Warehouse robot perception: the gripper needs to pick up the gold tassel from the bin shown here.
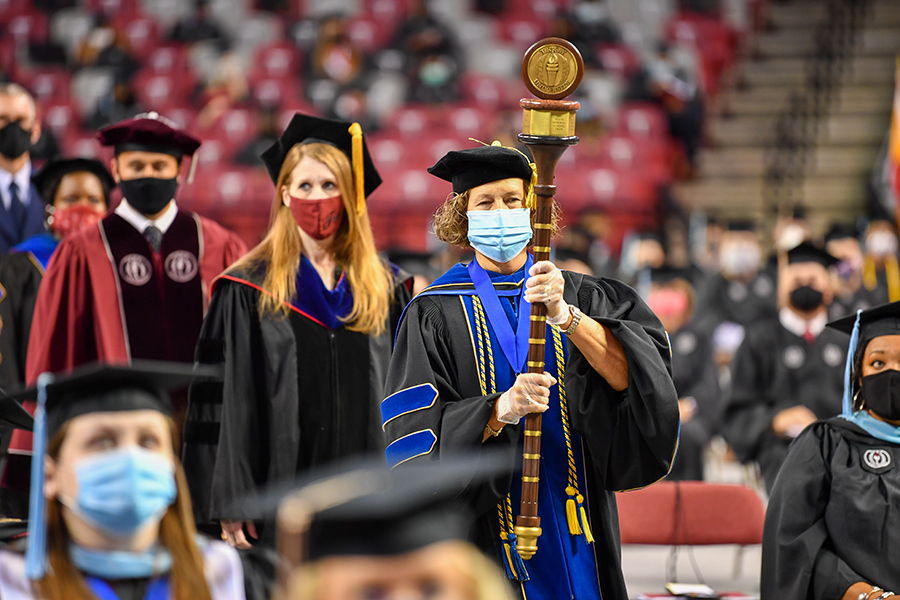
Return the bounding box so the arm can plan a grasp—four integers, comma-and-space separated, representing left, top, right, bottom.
577, 494, 594, 544
565, 486, 582, 535
887, 254, 900, 301
348, 122, 365, 215
469, 138, 537, 209
863, 255, 877, 291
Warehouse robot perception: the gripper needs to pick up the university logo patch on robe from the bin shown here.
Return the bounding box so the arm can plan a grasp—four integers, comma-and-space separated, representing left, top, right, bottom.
165, 250, 199, 282
119, 254, 153, 286
862, 448, 893, 473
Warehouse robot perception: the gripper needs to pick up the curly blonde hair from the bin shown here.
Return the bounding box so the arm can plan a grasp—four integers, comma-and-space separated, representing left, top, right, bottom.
432, 181, 561, 249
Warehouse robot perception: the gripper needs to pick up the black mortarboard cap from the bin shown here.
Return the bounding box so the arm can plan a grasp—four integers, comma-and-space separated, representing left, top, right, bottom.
261, 454, 506, 564
649, 265, 691, 285
259, 113, 382, 199
97, 112, 201, 159
785, 241, 839, 267
0, 393, 35, 431
824, 222, 859, 243
31, 157, 115, 204
16, 361, 204, 438
428, 144, 533, 195
726, 219, 757, 232
828, 300, 900, 355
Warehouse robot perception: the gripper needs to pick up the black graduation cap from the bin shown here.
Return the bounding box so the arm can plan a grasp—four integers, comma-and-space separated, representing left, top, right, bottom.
31, 157, 115, 205
785, 241, 839, 267
726, 219, 757, 232
258, 454, 506, 566
649, 265, 691, 285
97, 112, 201, 160
0, 392, 35, 431
259, 113, 382, 199
824, 222, 859, 243
428, 143, 534, 195
23, 360, 213, 580
827, 300, 900, 416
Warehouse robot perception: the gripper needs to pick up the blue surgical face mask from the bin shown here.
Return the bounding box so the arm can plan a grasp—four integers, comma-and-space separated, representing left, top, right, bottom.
467, 207, 533, 264
62, 447, 177, 536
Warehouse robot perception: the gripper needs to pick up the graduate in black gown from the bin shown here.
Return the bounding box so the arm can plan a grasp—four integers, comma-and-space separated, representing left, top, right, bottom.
762, 301, 900, 600
382, 144, 679, 600
692, 220, 777, 337
647, 267, 720, 480
826, 222, 888, 321
721, 242, 849, 489
182, 114, 413, 548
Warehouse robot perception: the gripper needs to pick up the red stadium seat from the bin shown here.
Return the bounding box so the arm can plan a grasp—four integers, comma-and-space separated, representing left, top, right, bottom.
252, 43, 301, 80
596, 43, 640, 80
7, 11, 50, 44
445, 105, 491, 139
616, 481, 764, 546
132, 72, 190, 111
346, 16, 394, 52
145, 45, 191, 75
385, 105, 435, 138
574, 166, 658, 213
363, 0, 415, 21
497, 16, 547, 48
16, 68, 71, 103
250, 76, 304, 110
114, 16, 160, 58
60, 131, 106, 159
460, 74, 507, 110
616, 102, 670, 141
0, 0, 33, 18
368, 136, 407, 172
161, 107, 198, 131
39, 99, 81, 137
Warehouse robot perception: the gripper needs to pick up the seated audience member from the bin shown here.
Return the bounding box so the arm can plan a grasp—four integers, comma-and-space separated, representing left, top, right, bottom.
762, 301, 900, 600
0, 362, 248, 600
826, 222, 888, 319
392, 0, 462, 104
721, 242, 848, 489
273, 459, 516, 600
648, 267, 720, 480
693, 219, 776, 336
862, 216, 900, 302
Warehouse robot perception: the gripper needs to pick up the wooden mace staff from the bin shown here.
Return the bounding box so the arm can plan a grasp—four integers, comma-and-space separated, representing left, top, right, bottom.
514, 37, 584, 561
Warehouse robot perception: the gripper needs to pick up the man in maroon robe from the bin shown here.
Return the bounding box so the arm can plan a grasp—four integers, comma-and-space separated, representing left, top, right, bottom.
3, 113, 247, 508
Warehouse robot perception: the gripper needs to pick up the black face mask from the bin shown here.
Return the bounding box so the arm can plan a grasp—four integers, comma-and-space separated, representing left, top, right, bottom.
118, 177, 178, 216
789, 285, 824, 312
860, 369, 900, 421
0, 122, 32, 160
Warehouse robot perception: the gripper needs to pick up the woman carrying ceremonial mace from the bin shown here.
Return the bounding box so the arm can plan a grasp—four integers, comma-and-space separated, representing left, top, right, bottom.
382, 38, 680, 600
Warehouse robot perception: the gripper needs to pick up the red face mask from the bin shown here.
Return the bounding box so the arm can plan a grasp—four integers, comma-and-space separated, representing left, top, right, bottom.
49, 204, 105, 237
289, 194, 344, 240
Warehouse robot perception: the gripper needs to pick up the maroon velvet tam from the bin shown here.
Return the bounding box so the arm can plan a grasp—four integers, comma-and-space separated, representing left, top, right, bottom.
97, 111, 201, 159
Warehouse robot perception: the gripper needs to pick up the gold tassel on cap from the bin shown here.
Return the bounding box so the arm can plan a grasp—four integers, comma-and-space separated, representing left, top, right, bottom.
348, 123, 365, 214
469, 138, 537, 210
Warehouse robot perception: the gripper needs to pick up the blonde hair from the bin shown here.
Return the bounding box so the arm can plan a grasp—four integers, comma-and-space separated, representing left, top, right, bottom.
432, 184, 561, 249
227, 143, 394, 336
277, 541, 517, 600
35, 420, 213, 600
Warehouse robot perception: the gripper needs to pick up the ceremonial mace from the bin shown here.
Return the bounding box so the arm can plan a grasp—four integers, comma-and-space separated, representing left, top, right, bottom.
514, 38, 583, 561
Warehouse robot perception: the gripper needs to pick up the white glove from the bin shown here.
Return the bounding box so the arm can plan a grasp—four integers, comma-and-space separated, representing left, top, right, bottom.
525, 260, 568, 325
496, 372, 556, 424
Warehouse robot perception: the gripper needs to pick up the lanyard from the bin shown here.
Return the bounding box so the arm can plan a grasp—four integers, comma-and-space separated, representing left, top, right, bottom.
86, 576, 170, 600
467, 255, 533, 373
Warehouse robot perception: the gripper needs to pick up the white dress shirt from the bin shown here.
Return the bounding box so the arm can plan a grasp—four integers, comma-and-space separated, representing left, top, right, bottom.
0, 162, 33, 211
779, 306, 828, 338
115, 198, 178, 235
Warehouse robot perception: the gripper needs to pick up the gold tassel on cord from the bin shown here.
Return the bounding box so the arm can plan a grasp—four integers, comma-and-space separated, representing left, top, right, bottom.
565, 486, 582, 536
887, 254, 900, 301
348, 123, 365, 214
578, 495, 594, 544
863, 255, 877, 291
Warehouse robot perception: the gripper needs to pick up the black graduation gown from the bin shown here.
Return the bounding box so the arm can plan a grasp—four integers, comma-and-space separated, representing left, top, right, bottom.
761, 417, 900, 599
0, 252, 43, 391
720, 318, 848, 488
182, 264, 413, 541
692, 271, 777, 336
668, 322, 720, 480
383, 268, 680, 600
828, 283, 890, 321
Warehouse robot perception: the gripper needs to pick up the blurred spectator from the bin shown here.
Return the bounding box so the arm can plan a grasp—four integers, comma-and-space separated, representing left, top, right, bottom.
825, 222, 888, 320
305, 15, 369, 91
862, 217, 900, 302
85, 76, 146, 130
76, 20, 140, 82
392, 0, 461, 104
619, 231, 666, 296
649, 267, 720, 481
576, 208, 618, 278
0, 84, 45, 254
235, 106, 280, 166
720, 242, 848, 491
694, 219, 777, 336
28, 127, 60, 162
772, 204, 812, 253
168, 0, 231, 52
196, 52, 251, 130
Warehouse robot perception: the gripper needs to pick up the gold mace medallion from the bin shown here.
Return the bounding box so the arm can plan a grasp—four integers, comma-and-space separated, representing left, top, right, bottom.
522, 38, 584, 101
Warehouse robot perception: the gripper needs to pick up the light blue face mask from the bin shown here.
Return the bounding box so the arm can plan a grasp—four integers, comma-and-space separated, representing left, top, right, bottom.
69, 543, 173, 580
467, 207, 533, 264
63, 447, 177, 536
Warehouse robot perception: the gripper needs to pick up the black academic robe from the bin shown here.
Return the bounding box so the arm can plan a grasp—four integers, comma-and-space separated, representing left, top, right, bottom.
828, 283, 890, 321
720, 318, 848, 488
761, 417, 900, 599
668, 322, 720, 480
692, 271, 777, 337
182, 264, 413, 542
384, 267, 680, 600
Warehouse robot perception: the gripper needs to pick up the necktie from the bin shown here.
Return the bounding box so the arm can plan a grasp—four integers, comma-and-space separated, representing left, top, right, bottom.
8, 182, 25, 237
802, 326, 815, 346
144, 225, 163, 253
